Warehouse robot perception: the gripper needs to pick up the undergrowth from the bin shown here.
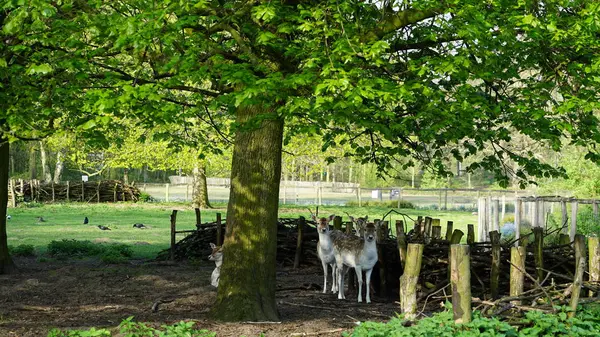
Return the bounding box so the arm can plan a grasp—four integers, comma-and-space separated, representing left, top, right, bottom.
348, 305, 600, 337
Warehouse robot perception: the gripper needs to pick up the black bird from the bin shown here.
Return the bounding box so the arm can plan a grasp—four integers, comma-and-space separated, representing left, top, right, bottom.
37, 216, 46, 222
83, 217, 89, 224
133, 223, 147, 229
97, 225, 111, 231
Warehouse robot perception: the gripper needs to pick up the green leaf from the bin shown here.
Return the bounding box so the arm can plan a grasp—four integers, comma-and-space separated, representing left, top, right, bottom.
26, 64, 53, 75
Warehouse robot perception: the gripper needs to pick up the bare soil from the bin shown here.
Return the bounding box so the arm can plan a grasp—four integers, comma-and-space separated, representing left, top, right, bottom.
0, 258, 400, 337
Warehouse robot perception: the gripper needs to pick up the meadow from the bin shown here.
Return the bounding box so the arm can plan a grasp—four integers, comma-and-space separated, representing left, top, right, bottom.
5, 202, 479, 260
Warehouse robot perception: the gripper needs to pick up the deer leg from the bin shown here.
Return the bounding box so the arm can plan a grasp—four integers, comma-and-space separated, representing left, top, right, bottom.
365, 268, 373, 304
321, 260, 328, 294
331, 263, 337, 293
337, 264, 345, 300
355, 266, 363, 303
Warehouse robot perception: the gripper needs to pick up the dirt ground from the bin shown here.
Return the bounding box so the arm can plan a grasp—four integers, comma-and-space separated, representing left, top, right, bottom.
0, 258, 401, 337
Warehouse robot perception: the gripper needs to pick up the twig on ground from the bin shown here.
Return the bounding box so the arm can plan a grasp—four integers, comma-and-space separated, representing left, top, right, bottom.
289, 328, 344, 336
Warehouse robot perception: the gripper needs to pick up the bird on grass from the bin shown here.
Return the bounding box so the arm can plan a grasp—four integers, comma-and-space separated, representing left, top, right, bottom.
37, 216, 46, 222
133, 223, 147, 229
97, 225, 111, 231
83, 217, 89, 224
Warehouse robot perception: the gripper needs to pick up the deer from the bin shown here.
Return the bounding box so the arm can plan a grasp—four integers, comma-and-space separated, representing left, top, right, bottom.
346, 213, 368, 237
208, 243, 223, 287
333, 220, 381, 303
310, 211, 344, 294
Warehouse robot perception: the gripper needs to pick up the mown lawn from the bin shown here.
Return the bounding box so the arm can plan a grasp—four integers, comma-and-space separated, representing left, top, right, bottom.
6, 202, 479, 259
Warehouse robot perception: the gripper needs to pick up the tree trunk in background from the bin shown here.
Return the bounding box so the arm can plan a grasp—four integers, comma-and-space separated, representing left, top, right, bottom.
40, 141, 52, 182
0, 133, 16, 274
28, 144, 37, 180
53, 150, 64, 184
210, 105, 283, 321
123, 168, 129, 185
192, 164, 212, 208
142, 165, 148, 183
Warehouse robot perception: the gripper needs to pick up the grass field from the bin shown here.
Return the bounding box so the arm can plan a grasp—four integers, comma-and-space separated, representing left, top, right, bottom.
5, 202, 479, 260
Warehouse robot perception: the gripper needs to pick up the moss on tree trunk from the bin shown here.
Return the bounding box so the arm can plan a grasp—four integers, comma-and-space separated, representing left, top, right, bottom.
192, 164, 212, 209
0, 134, 16, 274
210, 104, 283, 321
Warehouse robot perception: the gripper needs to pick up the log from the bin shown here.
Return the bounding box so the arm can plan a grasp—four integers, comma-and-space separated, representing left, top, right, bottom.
533, 227, 544, 282
376, 221, 387, 297
170, 210, 178, 261
396, 220, 407, 267
400, 243, 424, 319
451, 244, 472, 324
333, 216, 342, 231
467, 224, 475, 244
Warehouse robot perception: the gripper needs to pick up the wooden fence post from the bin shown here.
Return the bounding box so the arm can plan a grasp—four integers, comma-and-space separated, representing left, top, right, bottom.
569, 234, 586, 318
588, 236, 600, 297
423, 217, 432, 241
561, 200, 568, 234
514, 199, 522, 247
396, 220, 407, 267
490, 230, 501, 299
445, 221, 454, 241
81, 181, 85, 202
432, 218, 441, 239
533, 227, 544, 283
467, 224, 474, 244
493, 199, 500, 232
96, 181, 101, 203
510, 246, 526, 305
451, 244, 472, 324
8, 179, 16, 207
357, 185, 362, 207
170, 210, 178, 260
195, 208, 202, 227
333, 216, 342, 231
165, 183, 170, 202
376, 222, 387, 297
400, 243, 424, 319
294, 217, 305, 269
570, 201, 578, 241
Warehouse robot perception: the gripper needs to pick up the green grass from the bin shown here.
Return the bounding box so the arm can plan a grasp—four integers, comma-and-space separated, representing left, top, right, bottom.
6, 202, 478, 260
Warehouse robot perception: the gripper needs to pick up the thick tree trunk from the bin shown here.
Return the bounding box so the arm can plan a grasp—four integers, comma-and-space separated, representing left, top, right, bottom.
53, 150, 64, 184
123, 168, 129, 185
210, 105, 283, 321
39, 141, 52, 182
0, 135, 16, 274
192, 164, 212, 208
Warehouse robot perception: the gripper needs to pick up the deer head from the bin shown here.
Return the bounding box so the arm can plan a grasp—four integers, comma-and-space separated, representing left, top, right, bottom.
208, 243, 223, 262
312, 214, 336, 234
362, 220, 382, 243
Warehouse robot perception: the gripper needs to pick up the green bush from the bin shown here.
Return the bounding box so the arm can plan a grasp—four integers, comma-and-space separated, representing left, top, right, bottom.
47, 317, 216, 337
8, 244, 36, 257
347, 306, 600, 337
138, 192, 155, 202
346, 200, 415, 209
47, 240, 132, 263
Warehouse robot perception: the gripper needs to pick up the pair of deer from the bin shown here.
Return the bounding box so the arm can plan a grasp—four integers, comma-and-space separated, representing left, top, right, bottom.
314, 214, 380, 304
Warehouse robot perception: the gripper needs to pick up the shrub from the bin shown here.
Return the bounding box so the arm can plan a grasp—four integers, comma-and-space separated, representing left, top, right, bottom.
138, 192, 155, 202
8, 244, 36, 257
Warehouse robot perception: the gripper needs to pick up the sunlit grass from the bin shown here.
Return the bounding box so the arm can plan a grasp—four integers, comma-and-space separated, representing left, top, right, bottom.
6, 202, 479, 260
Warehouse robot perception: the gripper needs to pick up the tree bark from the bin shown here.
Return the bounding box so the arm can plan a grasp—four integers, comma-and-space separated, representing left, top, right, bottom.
210, 104, 283, 321
192, 164, 212, 208
39, 141, 52, 182
53, 150, 64, 184
28, 143, 37, 180
0, 133, 16, 274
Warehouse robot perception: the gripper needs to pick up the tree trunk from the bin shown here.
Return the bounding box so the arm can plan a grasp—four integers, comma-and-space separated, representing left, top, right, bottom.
210, 105, 283, 321
0, 134, 16, 274
39, 141, 52, 182
123, 168, 129, 185
53, 150, 64, 184
192, 163, 212, 208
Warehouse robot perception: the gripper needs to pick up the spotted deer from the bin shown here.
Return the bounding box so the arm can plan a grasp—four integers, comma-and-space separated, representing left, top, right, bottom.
312, 213, 344, 293
208, 243, 223, 287
346, 213, 368, 237
334, 220, 381, 303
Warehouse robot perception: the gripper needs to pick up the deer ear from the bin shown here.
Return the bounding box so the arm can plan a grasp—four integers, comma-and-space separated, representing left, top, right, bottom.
328, 214, 336, 222
210, 243, 216, 249
349, 215, 355, 222
311, 214, 317, 222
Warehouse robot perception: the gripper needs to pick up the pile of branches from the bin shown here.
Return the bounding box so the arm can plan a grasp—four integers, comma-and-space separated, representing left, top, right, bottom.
157, 217, 321, 265
17, 180, 141, 203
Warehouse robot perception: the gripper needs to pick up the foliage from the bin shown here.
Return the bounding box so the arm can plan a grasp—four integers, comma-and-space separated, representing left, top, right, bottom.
347, 306, 600, 337
7, 244, 35, 257
548, 206, 600, 237
47, 317, 215, 337
47, 239, 131, 263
